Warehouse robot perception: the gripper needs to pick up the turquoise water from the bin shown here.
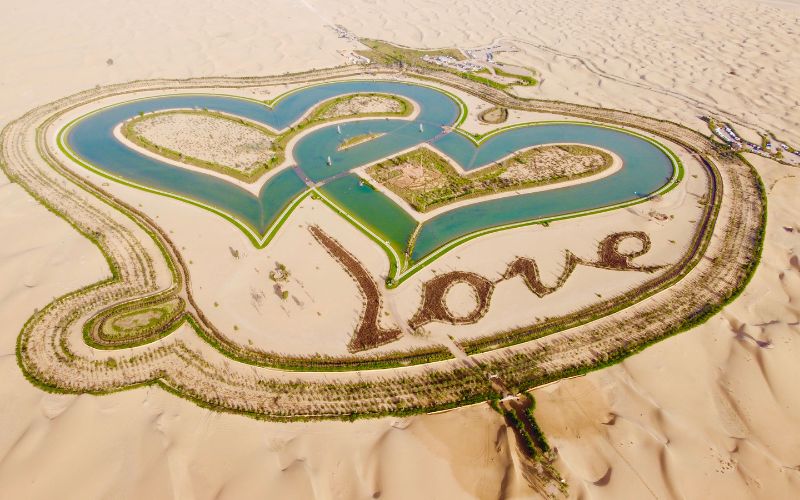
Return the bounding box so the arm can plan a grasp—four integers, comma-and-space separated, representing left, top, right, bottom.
65, 80, 675, 263
319, 175, 418, 255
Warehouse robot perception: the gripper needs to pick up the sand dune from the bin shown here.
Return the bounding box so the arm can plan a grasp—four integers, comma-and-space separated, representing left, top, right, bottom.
1, 0, 798, 498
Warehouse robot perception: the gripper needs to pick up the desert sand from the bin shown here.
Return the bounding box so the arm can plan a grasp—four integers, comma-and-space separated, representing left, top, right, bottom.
1, 0, 798, 499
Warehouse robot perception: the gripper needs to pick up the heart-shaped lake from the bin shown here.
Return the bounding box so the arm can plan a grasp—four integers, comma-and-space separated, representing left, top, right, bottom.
62, 81, 678, 283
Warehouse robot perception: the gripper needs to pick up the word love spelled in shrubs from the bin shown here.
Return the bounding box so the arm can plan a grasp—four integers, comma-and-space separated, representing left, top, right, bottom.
410, 231, 663, 329
312, 226, 663, 350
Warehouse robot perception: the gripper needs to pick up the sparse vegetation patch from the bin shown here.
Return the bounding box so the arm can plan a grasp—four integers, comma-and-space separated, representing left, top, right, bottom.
478, 106, 508, 124
122, 110, 276, 180
367, 145, 613, 212
316, 93, 408, 120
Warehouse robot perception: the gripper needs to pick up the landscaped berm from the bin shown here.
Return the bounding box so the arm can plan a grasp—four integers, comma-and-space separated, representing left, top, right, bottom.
2, 46, 765, 495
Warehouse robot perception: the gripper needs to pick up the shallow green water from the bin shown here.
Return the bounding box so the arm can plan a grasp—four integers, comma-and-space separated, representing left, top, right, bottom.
319, 175, 418, 256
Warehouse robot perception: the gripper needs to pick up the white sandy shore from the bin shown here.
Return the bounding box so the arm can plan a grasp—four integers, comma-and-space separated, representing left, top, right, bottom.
1, 0, 799, 498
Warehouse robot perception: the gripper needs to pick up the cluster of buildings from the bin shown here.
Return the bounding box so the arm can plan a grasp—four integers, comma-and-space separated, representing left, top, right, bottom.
331, 25, 358, 42
711, 120, 799, 163
713, 123, 745, 150
421, 54, 482, 72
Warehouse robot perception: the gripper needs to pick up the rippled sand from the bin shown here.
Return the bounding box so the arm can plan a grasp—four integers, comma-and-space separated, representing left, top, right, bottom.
1, 1, 798, 498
